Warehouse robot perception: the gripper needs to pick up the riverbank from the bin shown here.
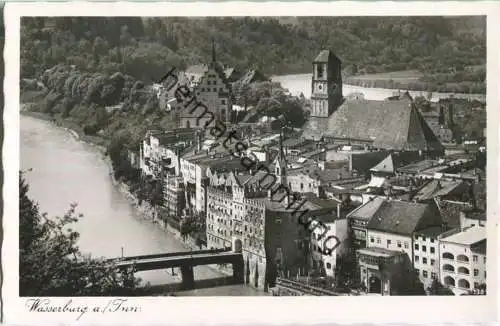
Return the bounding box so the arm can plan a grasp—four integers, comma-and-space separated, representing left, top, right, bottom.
21, 108, 239, 294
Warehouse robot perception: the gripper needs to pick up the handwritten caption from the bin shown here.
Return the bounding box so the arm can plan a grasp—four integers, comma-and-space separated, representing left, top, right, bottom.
25, 298, 141, 320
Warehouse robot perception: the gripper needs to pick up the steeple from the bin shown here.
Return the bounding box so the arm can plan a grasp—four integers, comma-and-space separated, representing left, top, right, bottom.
211, 38, 216, 63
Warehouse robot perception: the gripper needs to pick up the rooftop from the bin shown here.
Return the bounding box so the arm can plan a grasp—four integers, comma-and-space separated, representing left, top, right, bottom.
358, 247, 403, 258
347, 196, 386, 221
303, 99, 444, 152
367, 200, 440, 236
441, 225, 486, 246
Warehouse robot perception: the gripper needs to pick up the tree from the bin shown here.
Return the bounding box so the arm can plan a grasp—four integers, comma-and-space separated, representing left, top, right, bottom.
19, 172, 141, 296
427, 278, 454, 296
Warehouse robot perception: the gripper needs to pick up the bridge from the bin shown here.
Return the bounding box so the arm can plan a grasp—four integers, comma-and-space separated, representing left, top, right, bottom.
109, 248, 244, 290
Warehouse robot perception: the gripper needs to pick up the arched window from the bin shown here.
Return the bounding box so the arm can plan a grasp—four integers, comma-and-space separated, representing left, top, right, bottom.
457, 254, 469, 263
186, 120, 191, 129
443, 264, 455, 272
442, 252, 454, 260
458, 267, 470, 275
444, 276, 455, 287
458, 279, 470, 289
300, 183, 304, 190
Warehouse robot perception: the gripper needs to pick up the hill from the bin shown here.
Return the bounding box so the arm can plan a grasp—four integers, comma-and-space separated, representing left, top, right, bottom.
21, 16, 486, 94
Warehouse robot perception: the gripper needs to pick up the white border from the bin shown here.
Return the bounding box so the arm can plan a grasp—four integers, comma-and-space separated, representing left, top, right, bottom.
3, 2, 500, 324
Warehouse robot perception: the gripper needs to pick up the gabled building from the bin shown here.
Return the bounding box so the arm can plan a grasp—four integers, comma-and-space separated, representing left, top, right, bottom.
178, 40, 233, 129
358, 199, 445, 294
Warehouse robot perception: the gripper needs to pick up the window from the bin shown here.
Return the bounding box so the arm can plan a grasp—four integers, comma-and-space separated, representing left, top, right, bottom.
423, 270, 428, 278
422, 236, 427, 241
370, 237, 374, 243
422, 245, 427, 252
423, 257, 428, 264
415, 255, 419, 262
484, 271, 487, 279
484, 257, 486, 264
221, 99, 226, 104
431, 238, 435, 243
404, 242, 409, 249
387, 239, 391, 246
416, 269, 420, 276
377, 238, 381, 244
474, 269, 479, 276
326, 263, 332, 269
317, 65, 324, 78
473, 255, 478, 262
397, 240, 402, 248
430, 247, 435, 254
415, 244, 419, 250
300, 183, 304, 190
430, 259, 435, 266
431, 272, 437, 279
213, 88, 217, 92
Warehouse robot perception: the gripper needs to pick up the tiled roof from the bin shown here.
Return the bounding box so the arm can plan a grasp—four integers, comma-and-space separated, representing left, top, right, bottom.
435, 199, 472, 229
357, 247, 402, 258
303, 99, 444, 152
367, 200, 433, 236
370, 152, 422, 174
313, 50, 341, 63
347, 196, 386, 221
415, 226, 448, 238
413, 179, 467, 202
441, 225, 486, 246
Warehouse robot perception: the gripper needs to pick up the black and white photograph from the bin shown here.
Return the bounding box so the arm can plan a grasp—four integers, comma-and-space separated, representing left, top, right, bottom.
2, 1, 498, 324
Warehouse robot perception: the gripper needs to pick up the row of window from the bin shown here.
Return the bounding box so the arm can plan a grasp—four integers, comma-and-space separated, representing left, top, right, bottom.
415, 269, 437, 279
370, 237, 409, 249
414, 235, 435, 243
442, 252, 486, 264
415, 244, 436, 254
415, 256, 435, 266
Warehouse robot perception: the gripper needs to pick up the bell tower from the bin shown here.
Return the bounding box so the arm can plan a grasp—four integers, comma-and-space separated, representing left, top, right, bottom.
310, 50, 343, 118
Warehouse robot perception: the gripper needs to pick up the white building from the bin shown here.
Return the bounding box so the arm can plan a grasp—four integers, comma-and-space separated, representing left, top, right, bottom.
439, 225, 487, 295
309, 218, 348, 277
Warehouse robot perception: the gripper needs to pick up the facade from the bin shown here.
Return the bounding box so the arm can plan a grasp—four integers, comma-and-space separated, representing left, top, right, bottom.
179, 42, 233, 129
357, 247, 417, 295
439, 225, 487, 295
310, 50, 343, 118
413, 227, 443, 290
163, 174, 186, 218
310, 218, 348, 277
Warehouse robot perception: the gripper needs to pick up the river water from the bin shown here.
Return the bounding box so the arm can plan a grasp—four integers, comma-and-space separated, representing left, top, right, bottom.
271, 73, 486, 103
20, 115, 264, 295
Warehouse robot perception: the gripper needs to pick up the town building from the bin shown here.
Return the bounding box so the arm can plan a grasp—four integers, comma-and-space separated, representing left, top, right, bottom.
413, 226, 446, 290
178, 41, 233, 129
309, 217, 348, 277
439, 225, 487, 295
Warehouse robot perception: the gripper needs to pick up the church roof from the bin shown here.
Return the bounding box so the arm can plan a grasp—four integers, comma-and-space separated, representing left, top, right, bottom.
303, 99, 444, 152
313, 50, 341, 63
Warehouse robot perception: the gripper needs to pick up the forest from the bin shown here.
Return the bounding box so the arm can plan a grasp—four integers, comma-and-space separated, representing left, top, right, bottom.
20, 16, 487, 160
21, 16, 486, 92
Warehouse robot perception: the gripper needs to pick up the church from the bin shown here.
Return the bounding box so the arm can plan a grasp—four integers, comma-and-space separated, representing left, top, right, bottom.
302, 50, 444, 157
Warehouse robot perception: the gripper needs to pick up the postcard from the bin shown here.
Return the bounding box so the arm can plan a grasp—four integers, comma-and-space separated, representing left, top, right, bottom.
2, 1, 498, 324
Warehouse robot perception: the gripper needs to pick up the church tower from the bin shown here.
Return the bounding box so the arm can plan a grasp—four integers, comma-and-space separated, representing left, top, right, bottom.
310, 50, 343, 118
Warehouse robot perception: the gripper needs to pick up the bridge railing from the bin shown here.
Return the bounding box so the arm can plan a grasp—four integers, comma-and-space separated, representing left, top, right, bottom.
110, 247, 231, 262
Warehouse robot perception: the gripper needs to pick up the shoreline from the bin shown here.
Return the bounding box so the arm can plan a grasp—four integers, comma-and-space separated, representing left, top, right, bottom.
21, 109, 237, 292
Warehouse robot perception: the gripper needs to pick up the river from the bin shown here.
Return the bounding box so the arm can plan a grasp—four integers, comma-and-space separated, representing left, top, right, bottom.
271, 73, 486, 102
20, 115, 264, 296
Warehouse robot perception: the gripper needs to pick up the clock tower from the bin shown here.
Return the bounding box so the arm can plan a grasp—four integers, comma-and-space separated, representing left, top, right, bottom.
310, 50, 343, 118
